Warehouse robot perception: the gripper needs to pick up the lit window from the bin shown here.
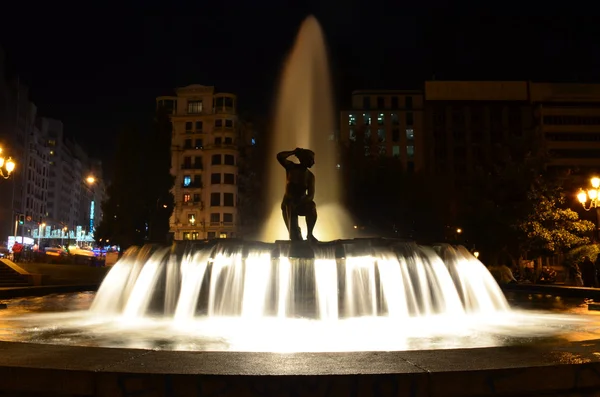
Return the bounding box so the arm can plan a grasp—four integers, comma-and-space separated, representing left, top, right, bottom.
191, 232, 199, 240
378, 114, 385, 125
349, 114, 356, 126
363, 113, 371, 125
406, 129, 414, 140
188, 213, 196, 224
187, 100, 203, 114
392, 146, 400, 158
183, 232, 191, 240
220, 233, 227, 238
251, 138, 256, 145
183, 175, 191, 186
183, 194, 191, 202
407, 145, 415, 159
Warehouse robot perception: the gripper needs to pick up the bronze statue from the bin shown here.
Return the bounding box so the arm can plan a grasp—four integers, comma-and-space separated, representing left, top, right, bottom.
277, 148, 318, 242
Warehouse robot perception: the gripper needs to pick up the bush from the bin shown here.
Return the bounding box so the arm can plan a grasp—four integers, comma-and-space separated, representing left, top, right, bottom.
564, 244, 600, 267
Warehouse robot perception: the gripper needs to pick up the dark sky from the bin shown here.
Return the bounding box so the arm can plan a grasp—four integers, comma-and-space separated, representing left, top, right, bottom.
1, 3, 599, 175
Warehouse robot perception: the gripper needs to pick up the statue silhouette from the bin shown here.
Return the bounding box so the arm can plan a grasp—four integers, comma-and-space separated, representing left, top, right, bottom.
277, 148, 318, 242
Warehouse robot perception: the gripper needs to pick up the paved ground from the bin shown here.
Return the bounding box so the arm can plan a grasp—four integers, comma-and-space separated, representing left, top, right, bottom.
1, 339, 600, 396
12, 262, 109, 286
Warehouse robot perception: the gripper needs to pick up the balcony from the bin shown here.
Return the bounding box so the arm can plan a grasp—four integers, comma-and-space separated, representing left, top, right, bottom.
181, 182, 202, 189
181, 164, 203, 170
213, 106, 235, 115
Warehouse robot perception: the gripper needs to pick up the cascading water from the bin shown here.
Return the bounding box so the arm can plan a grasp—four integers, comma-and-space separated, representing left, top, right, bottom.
91, 241, 509, 322
261, 16, 353, 242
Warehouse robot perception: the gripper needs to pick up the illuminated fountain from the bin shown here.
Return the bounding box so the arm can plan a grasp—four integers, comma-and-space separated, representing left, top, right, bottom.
0, 16, 593, 355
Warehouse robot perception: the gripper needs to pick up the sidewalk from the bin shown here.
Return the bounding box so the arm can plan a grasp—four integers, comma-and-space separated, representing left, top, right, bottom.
13, 262, 110, 286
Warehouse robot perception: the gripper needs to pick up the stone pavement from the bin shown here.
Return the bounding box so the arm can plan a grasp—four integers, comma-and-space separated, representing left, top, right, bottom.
2, 339, 600, 396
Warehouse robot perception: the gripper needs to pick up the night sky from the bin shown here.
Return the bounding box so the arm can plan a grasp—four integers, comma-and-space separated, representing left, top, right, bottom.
1, 4, 599, 176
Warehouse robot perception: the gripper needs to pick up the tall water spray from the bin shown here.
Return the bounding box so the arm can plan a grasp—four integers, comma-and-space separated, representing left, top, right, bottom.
261, 16, 353, 241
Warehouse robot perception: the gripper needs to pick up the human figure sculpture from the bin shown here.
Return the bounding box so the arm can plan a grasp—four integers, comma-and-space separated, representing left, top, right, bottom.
277, 148, 318, 242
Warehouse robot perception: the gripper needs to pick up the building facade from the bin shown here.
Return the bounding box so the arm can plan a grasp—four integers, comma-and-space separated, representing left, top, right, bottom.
339, 90, 425, 172
529, 83, 600, 176
423, 81, 535, 181
157, 84, 241, 240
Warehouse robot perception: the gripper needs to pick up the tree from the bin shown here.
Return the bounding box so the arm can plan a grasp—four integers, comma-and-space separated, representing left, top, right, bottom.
95, 108, 174, 249
515, 178, 595, 257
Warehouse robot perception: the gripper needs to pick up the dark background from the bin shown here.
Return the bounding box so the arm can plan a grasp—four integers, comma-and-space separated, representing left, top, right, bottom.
1, 3, 598, 176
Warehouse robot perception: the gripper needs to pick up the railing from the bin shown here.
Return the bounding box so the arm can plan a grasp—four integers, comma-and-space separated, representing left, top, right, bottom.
181, 182, 202, 189
213, 106, 235, 114
181, 164, 203, 170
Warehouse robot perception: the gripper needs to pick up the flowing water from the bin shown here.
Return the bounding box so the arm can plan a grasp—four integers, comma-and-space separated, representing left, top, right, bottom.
261, 16, 353, 242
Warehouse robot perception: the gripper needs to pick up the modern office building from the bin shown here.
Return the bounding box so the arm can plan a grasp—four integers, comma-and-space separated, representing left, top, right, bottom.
423, 81, 535, 182
157, 84, 241, 240
339, 90, 425, 172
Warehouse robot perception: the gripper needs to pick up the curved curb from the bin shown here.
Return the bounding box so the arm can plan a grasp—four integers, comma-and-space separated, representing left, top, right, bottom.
1, 339, 600, 396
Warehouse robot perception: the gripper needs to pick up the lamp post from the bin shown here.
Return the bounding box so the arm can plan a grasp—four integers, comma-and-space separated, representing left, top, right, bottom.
0, 147, 16, 179
62, 226, 68, 247
577, 177, 600, 240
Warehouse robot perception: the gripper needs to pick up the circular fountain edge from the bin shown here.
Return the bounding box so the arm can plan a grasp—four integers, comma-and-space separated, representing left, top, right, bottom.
0, 339, 599, 396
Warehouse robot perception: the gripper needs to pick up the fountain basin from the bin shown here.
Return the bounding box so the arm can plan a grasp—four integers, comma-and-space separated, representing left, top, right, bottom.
2, 339, 600, 396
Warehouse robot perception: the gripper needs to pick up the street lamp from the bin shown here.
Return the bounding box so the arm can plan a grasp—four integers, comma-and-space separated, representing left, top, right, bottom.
577, 177, 600, 240
0, 147, 16, 179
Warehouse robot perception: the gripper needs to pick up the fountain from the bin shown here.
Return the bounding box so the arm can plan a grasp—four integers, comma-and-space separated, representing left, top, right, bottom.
1, 15, 600, 397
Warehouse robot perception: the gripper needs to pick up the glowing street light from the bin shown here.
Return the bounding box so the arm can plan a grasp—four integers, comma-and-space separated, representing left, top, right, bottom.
456, 228, 462, 234
86, 175, 96, 185
38, 222, 46, 246
577, 176, 600, 210
0, 147, 16, 179
473, 251, 480, 259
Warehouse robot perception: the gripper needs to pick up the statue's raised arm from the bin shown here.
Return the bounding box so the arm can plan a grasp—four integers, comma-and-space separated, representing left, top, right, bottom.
277, 148, 300, 169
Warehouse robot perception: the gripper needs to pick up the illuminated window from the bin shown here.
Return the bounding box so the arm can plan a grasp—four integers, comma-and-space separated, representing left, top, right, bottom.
377, 113, 385, 125
183, 194, 191, 202
183, 175, 191, 186
183, 232, 191, 240
392, 146, 400, 158
363, 113, 371, 125
191, 232, 199, 240
251, 138, 256, 145
187, 100, 203, 114
348, 114, 356, 126
407, 145, 415, 159
219, 233, 227, 238
187, 213, 196, 224
406, 129, 414, 140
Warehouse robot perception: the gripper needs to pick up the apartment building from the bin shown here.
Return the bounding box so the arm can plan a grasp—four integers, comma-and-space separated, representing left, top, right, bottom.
157, 84, 241, 240
339, 90, 425, 172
